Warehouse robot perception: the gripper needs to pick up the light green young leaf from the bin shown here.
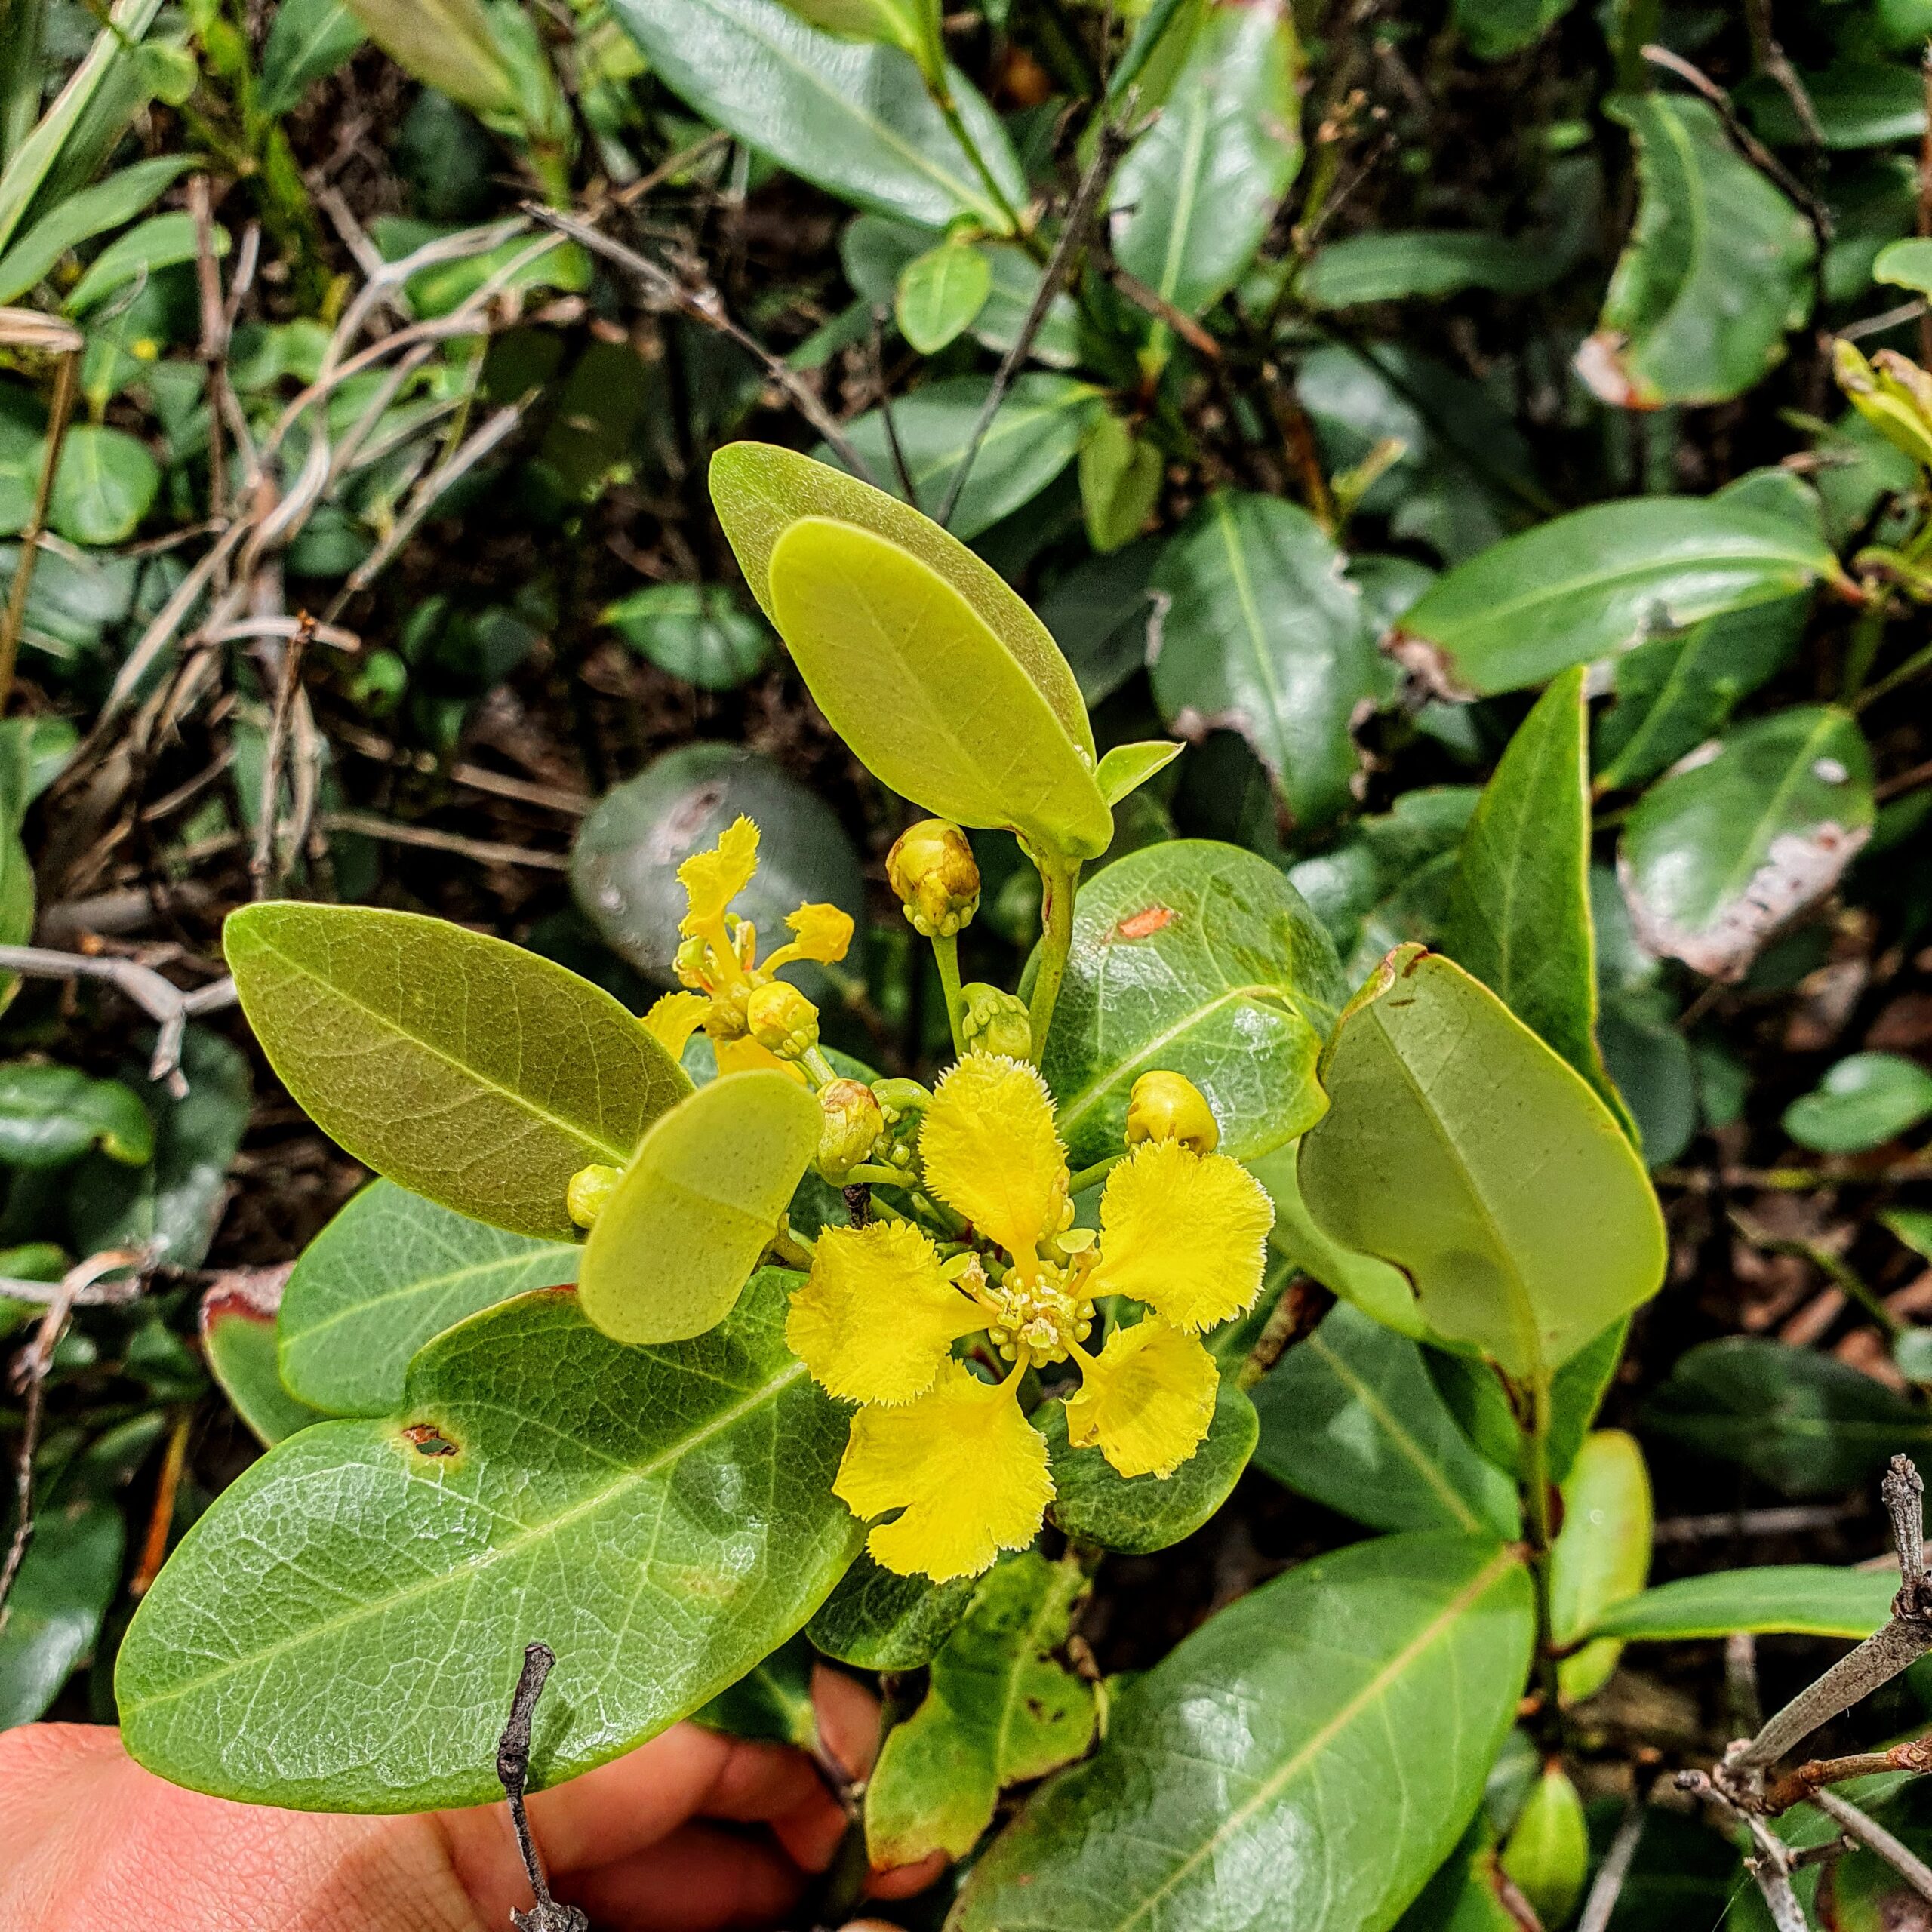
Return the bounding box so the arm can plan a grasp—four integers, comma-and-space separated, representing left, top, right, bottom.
1579, 94, 1815, 408
1875, 235, 1932, 294
780, 0, 941, 82
1443, 666, 1632, 1134
1392, 497, 1842, 697
1548, 1429, 1651, 1702
579, 1069, 822, 1345
1151, 492, 1380, 829
1039, 1375, 1257, 1553
1617, 706, 1874, 983
866, 1553, 1094, 1866
1093, 739, 1180, 808
340, 0, 517, 115
1041, 839, 1346, 1169
118, 1269, 860, 1809
1108, 0, 1300, 321
952, 1534, 1534, 1932
611, 0, 1024, 232
1251, 1300, 1520, 1537
223, 902, 690, 1241
1783, 1051, 1932, 1155
765, 516, 1112, 860
711, 439, 1094, 757
202, 1278, 334, 1447
1078, 411, 1161, 554
64, 209, 226, 312
0, 150, 192, 303
1499, 1764, 1587, 1928
1299, 946, 1666, 1383
1585, 1564, 1897, 1642
894, 235, 992, 353
259, 0, 368, 115
279, 1180, 579, 1416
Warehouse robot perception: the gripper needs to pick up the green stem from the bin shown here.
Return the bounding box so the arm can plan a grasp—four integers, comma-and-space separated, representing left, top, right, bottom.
1067, 1151, 1125, 1196
1614, 0, 1660, 94
1855, 637, 1932, 712
1027, 856, 1081, 1062
932, 931, 967, 1058
1843, 600, 1890, 702
934, 86, 1039, 257
1521, 1372, 1565, 1741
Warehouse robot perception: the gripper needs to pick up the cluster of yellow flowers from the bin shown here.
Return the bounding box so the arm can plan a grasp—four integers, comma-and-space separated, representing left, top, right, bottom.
643, 817, 1275, 1583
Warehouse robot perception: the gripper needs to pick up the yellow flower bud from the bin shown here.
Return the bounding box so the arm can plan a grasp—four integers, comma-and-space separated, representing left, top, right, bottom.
1125, 1071, 1220, 1155
567, 1162, 621, 1229
746, 980, 820, 1060
959, 982, 1031, 1060
870, 1077, 932, 1172
886, 819, 980, 938
816, 1078, 884, 1183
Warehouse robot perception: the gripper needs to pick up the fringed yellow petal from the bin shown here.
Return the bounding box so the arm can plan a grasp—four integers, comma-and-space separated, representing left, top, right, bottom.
1066, 1318, 1218, 1478
921, 1053, 1067, 1257
642, 991, 710, 1063
713, 1032, 806, 1082
763, 901, 855, 970
834, 1363, 1053, 1581
1091, 1140, 1273, 1331
786, 1221, 986, 1404
677, 815, 760, 937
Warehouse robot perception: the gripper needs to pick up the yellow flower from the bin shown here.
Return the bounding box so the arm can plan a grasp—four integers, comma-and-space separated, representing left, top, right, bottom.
644, 817, 852, 1084
786, 1051, 1273, 1581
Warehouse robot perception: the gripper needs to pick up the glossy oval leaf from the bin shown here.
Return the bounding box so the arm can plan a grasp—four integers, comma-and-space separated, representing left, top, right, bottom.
579, 1070, 822, 1345
1041, 839, 1347, 1169
609, 0, 1024, 230
766, 516, 1112, 859
49, 423, 159, 546
0, 1493, 124, 1727
828, 371, 1105, 542
1039, 1374, 1257, 1553
1783, 1051, 1932, 1155
1108, 0, 1300, 320
1299, 947, 1667, 1382
806, 1550, 976, 1668
118, 1269, 860, 1809
1580, 95, 1814, 408
279, 1180, 580, 1416
224, 902, 691, 1241
1586, 1564, 1898, 1642
1549, 1429, 1651, 1702
258, 0, 367, 115
1390, 497, 1842, 697
711, 439, 1093, 757
202, 1275, 334, 1446
603, 582, 771, 692
894, 236, 992, 352
951, 1533, 1534, 1932
1150, 491, 1377, 830
1617, 706, 1874, 983
1251, 1301, 1521, 1537
1443, 665, 1630, 1133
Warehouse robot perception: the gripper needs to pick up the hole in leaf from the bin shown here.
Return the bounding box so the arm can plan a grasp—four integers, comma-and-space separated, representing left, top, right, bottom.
400, 1422, 460, 1457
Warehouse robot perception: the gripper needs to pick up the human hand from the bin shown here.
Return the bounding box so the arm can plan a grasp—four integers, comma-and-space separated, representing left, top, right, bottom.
0, 1665, 941, 1932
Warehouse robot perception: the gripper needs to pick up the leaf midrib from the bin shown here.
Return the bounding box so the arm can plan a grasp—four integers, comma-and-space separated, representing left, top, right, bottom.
1110, 1543, 1521, 1932
1701, 709, 1846, 923
124, 1355, 809, 1715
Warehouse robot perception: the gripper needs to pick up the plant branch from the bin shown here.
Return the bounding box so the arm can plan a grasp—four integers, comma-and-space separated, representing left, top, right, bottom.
497, 1642, 587, 1932
1576, 1804, 1647, 1932
1026, 856, 1080, 1061
1810, 1789, 1932, 1905
0, 337, 79, 712
1236, 1277, 1334, 1390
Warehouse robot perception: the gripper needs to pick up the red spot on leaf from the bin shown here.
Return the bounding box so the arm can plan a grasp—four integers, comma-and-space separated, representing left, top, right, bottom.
1115, 906, 1175, 940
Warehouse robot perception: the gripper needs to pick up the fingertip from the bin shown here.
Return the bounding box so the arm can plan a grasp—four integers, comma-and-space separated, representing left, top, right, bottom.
866, 1849, 949, 1900
769, 1788, 851, 1873
811, 1663, 883, 1782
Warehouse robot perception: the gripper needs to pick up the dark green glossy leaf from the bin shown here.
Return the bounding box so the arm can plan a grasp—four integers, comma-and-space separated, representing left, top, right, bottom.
1041, 1374, 1256, 1553
694, 1635, 817, 1748
952, 1534, 1534, 1932
1251, 1301, 1520, 1537
279, 1180, 579, 1417
572, 742, 864, 996
1392, 499, 1841, 697
1443, 666, 1629, 1131
69, 1027, 250, 1269
1747, 62, 1926, 151
894, 236, 992, 353
604, 583, 771, 691
1643, 1337, 1932, 1496
1617, 706, 1875, 983
1042, 839, 1346, 1170
0, 1062, 152, 1168
1451, 0, 1573, 60
203, 1276, 333, 1447
1392, 1816, 1520, 1932
1150, 491, 1376, 829
258, 0, 366, 115
118, 1269, 860, 1809
829, 371, 1104, 542
0, 1493, 122, 1727
866, 1553, 1094, 1864
1783, 1052, 1932, 1154
1108, 0, 1300, 321
610, 0, 1024, 232
1586, 1564, 1896, 1643
225, 902, 689, 1241
1300, 229, 1548, 306
1549, 1430, 1651, 1702
1300, 948, 1666, 1382
1580, 96, 1814, 408
807, 1550, 975, 1668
